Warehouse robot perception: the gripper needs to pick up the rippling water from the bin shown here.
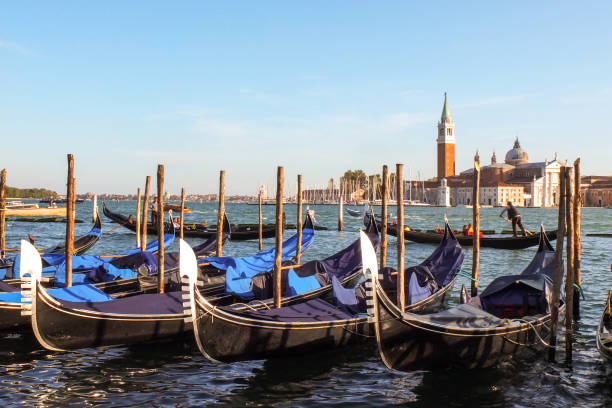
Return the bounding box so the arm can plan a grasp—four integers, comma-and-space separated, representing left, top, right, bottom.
0, 201, 610, 407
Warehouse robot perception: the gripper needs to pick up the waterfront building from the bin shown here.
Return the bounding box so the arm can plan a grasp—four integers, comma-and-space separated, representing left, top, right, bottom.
581, 176, 612, 207
454, 140, 563, 207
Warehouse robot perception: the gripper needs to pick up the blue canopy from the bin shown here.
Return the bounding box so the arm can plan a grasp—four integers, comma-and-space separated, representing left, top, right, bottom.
203, 227, 315, 299
10, 233, 174, 279
0, 283, 115, 304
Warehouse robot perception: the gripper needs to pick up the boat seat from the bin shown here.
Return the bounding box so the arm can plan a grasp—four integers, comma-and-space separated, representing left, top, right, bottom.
222, 298, 354, 322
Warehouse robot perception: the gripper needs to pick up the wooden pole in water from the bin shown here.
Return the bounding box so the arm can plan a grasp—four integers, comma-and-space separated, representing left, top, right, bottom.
564, 166, 575, 363
273, 166, 284, 309
471, 159, 481, 297
337, 195, 343, 231
548, 166, 567, 362
65, 154, 75, 288
380, 165, 388, 268
180, 187, 185, 240
156, 165, 165, 294
135, 188, 142, 249
296, 174, 303, 264
573, 158, 582, 319
141, 176, 151, 251
216, 170, 225, 257
396, 163, 405, 310
258, 189, 263, 251
0, 169, 5, 255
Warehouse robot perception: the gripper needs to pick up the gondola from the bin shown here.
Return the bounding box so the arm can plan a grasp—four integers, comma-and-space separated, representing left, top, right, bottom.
103, 202, 276, 241
0, 215, 183, 332
0, 209, 102, 276
369, 225, 564, 370
25, 214, 314, 350
383, 221, 557, 250
345, 207, 365, 217
597, 290, 612, 362
188, 219, 464, 363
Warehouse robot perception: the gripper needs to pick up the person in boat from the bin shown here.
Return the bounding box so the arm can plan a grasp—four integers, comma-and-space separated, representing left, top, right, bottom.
150, 197, 159, 224
499, 200, 527, 237
463, 223, 483, 238
49, 199, 56, 208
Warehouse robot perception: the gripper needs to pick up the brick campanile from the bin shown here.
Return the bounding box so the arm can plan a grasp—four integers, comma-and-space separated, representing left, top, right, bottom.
437, 92, 456, 179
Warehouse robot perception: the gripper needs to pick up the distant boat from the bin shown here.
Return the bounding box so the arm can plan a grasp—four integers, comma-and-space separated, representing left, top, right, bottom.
40, 198, 85, 204
406, 200, 431, 207
6, 201, 38, 210
5, 206, 67, 217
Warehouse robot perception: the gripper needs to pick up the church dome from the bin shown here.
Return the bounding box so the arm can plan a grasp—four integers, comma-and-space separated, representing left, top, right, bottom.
504, 138, 529, 165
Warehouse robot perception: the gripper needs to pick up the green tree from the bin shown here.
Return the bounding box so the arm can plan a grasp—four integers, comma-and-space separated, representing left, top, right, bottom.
343, 169, 367, 187
5, 186, 58, 198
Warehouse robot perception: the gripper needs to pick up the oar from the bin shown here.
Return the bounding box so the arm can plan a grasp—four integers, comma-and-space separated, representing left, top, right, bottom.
503, 217, 533, 236
2, 247, 43, 252
105, 217, 134, 234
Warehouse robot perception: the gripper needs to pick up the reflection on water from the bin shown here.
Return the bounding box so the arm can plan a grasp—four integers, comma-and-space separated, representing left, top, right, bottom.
0, 202, 610, 406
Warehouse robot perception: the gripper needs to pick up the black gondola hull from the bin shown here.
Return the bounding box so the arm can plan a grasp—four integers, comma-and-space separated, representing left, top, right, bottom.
373, 285, 560, 370
103, 203, 276, 241
0, 303, 27, 330
193, 274, 457, 362
597, 290, 612, 362
30, 284, 190, 350
386, 224, 558, 250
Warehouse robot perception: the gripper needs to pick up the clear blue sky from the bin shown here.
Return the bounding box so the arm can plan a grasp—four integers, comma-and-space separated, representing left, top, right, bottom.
1, 1, 610, 195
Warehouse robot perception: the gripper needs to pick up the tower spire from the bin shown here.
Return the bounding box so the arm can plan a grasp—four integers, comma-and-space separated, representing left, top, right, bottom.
441, 92, 451, 121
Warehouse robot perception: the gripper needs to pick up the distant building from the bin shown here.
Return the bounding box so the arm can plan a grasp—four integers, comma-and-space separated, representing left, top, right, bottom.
455, 183, 525, 207
456, 139, 564, 207
582, 176, 612, 207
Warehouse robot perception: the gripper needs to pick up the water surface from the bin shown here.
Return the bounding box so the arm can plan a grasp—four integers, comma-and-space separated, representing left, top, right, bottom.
1, 202, 610, 407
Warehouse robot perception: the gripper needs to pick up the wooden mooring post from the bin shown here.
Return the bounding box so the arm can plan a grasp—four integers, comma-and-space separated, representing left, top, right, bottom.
258, 189, 263, 251
396, 163, 405, 310
141, 176, 151, 251
65, 154, 75, 287
135, 188, 142, 249
337, 196, 343, 231
273, 166, 284, 309
573, 158, 582, 319
156, 165, 165, 294
471, 159, 481, 297
217, 171, 226, 257
0, 169, 5, 256
180, 187, 185, 241
548, 166, 568, 362
380, 165, 388, 268
564, 166, 575, 363
296, 174, 303, 264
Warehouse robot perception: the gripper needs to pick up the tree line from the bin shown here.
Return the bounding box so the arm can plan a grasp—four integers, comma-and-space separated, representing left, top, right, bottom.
5, 186, 58, 198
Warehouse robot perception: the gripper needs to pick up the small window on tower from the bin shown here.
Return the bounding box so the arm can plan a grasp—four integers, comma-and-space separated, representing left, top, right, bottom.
447, 128, 452, 136
439, 129, 443, 136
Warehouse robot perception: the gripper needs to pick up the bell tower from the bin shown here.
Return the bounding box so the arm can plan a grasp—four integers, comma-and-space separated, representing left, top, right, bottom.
437, 92, 456, 179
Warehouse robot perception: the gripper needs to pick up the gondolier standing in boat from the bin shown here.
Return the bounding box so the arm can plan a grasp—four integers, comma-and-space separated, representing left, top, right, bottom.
499, 200, 527, 237
150, 196, 159, 224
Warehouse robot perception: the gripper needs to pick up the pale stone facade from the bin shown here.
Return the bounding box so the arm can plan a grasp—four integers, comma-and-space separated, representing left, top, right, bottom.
455, 184, 525, 206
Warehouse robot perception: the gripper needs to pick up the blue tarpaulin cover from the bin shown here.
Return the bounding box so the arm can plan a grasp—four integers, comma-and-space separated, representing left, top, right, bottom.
203, 227, 315, 299
10, 233, 174, 279
0, 283, 115, 304
287, 269, 321, 297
